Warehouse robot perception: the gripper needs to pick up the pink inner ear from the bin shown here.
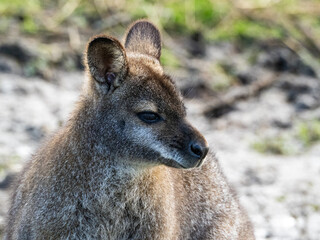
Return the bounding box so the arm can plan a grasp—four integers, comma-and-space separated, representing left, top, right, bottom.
87, 37, 123, 81
105, 72, 116, 85
86, 35, 127, 88
98, 51, 114, 75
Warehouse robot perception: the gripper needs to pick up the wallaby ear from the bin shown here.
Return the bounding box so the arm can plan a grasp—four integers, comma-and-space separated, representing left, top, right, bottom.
85, 35, 128, 92
124, 20, 161, 60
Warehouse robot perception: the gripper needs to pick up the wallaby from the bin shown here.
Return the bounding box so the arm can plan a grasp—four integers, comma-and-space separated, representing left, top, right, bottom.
4, 20, 255, 240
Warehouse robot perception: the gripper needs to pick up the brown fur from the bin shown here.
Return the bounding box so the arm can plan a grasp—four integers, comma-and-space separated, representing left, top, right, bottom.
4, 20, 255, 240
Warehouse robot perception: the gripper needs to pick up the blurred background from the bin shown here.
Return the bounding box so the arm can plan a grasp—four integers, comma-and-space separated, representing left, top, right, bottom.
0, 0, 320, 239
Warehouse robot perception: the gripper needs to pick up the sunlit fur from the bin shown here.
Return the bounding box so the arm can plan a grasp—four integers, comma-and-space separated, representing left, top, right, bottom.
4, 20, 255, 239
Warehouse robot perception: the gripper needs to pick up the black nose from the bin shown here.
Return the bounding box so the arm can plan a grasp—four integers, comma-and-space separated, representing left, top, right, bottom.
189, 141, 209, 160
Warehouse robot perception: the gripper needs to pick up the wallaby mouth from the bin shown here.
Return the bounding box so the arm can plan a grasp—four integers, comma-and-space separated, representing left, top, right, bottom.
177, 154, 208, 169
186, 145, 209, 168
166, 122, 209, 169
195, 149, 208, 167
160, 145, 209, 169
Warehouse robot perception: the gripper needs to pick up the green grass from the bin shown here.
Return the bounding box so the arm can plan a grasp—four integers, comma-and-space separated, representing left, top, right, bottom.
1, 0, 320, 69
160, 47, 181, 68
252, 119, 320, 155
1, 0, 319, 40
311, 204, 320, 212
297, 120, 320, 147
0, 154, 21, 176
208, 62, 237, 91
252, 135, 293, 155
276, 195, 287, 203
211, 19, 285, 42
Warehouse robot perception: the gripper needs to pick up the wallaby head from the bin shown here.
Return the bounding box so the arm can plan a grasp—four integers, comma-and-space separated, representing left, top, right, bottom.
83, 20, 208, 169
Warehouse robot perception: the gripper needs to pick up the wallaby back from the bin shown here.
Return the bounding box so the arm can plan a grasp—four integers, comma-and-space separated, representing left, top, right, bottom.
4, 20, 255, 240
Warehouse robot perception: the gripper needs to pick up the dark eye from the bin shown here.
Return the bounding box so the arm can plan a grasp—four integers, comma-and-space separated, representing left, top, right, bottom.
137, 112, 163, 124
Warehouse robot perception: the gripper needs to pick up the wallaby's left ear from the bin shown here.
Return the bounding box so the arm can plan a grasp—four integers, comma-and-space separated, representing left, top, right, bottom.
124, 20, 161, 60
85, 35, 128, 93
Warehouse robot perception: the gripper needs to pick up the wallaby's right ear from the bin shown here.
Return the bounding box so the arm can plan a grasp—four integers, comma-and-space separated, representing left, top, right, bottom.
124, 20, 161, 60
85, 35, 128, 93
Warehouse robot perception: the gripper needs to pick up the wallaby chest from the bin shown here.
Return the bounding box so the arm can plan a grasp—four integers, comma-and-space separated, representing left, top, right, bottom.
76, 166, 178, 240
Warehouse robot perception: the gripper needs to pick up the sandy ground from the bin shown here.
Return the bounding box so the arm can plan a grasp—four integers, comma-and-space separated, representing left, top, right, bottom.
0, 64, 320, 239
